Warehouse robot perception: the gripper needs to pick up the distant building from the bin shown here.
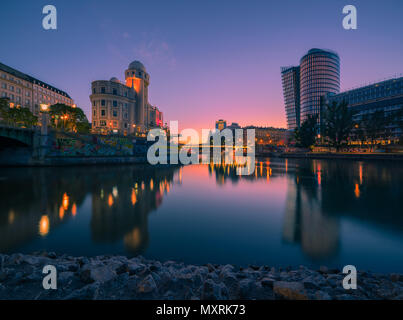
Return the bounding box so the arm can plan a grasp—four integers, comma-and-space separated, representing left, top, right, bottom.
281, 66, 300, 130
227, 122, 241, 131
300, 49, 340, 124
215, 119, 227, 131
0, 62, 74, 116
324, 76, 403, 143
90, 61, 163, 135
243, 126, 289, 146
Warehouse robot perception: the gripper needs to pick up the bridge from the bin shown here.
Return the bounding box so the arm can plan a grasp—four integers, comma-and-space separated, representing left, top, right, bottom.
0, 124, 149, 166
0, 125, 36, 147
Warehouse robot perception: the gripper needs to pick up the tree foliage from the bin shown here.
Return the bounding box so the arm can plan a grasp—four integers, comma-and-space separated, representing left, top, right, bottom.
0, 98, 38, 128
49, 103, 90, 133
322, 100, 354, 151
294, 115, 318, 148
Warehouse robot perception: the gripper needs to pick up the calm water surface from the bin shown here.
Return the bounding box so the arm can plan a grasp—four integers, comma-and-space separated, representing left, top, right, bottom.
1, 158, 402, 273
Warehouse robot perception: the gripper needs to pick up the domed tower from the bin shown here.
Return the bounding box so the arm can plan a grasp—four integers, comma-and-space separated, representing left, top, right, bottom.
125, 61, 150, 129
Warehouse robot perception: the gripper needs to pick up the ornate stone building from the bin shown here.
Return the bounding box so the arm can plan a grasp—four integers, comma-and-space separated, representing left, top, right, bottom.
90, 61, 163, 135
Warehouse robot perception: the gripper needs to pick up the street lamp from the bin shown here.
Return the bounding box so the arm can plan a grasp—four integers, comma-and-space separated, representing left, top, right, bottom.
39, 104, 50, 135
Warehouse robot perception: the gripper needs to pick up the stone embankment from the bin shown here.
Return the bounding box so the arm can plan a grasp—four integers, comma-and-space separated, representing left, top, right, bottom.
0, 253, 402, 300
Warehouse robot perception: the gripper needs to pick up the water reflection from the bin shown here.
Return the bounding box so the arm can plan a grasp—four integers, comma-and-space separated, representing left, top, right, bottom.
0, 159, 402, 271
0, 165, 180, 255
210, 158, 403, 262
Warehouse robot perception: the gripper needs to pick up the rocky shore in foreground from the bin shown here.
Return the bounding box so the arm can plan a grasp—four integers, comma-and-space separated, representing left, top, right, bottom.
0, 253, 402, 300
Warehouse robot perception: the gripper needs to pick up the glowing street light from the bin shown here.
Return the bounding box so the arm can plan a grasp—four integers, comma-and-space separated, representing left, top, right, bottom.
40, 103, 49, 113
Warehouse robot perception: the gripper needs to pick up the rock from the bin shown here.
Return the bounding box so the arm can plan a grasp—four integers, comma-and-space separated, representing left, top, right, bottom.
201, 279, 225, 300
47, 252, 57, 259
302, 276, 321, 290
319, 266, 329, 274
137, 275, 157, 294
128, 263, 147, 276
64, 282, 101, 300
390, 274, 402, 282
273, 281, 308, 300
261, 277, 276, 288
80, 265, 116, 284
59, 271, 75, 284
0, 271, 7, 282
315, 290, 332, 300
222, 274, 240, 299
206, 263, 215, 273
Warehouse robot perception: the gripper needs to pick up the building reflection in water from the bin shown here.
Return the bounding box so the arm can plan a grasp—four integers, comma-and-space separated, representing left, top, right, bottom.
0, 165, 181, 255
90, 165, 178, 255
209, 158, 403, 262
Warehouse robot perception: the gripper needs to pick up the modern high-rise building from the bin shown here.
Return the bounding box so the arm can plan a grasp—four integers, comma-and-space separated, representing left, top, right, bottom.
299, 49, 340, 123
323, 76, 403, 142
0, 62, 74, 116
281, 66, 300, 130
90, 61, 163, 135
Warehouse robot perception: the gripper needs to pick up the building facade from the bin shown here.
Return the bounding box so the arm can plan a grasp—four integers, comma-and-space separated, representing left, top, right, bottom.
299, 49, 340, 124
324, 76, 403, 143
243, 126, 289, 146
90, 61, 163, 135
281, 66, 300, 130
0, 62, 74, 116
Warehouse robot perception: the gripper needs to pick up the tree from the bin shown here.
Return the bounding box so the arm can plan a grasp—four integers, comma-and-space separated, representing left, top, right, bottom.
0, 98, 38, 128
295, 115, 318, 149
49, 103, 90, 133
360, 110, 387, 150
322, 100, 354, 152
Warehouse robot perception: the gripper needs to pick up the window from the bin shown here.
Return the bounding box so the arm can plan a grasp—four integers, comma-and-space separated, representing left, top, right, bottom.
113, 110, 118, 117
113, 100, 117, 107
113, 89, 117, 95
101, 100, 105, 106
100, 121, 106, 126
93, 110, 96, 116
101, 110, 106, 116
93, 121, 96, 127
93, 88, 96, 94
101, 87, 105, 93
9, 85, 14, 91
93, 101, 96, 106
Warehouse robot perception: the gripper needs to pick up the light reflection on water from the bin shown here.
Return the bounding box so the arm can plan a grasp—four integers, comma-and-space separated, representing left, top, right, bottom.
0, 159, 402, 272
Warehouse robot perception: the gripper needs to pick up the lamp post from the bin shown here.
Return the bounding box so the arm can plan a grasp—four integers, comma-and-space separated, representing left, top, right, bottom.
40, 104, 49, 135
39, 104, 49, 160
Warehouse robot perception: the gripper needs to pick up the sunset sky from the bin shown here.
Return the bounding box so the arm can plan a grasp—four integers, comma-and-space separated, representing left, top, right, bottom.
1, 0, 402, 132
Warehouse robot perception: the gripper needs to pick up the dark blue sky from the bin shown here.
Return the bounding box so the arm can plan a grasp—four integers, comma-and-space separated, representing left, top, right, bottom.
1, 0, 402, 130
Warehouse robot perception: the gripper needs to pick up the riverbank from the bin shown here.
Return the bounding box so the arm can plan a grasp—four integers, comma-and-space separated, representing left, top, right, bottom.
278, 152, 403, 161
0, 253, 402, 300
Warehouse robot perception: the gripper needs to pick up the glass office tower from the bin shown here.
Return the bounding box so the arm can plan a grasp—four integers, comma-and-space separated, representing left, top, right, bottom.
300, 49, 340, 124
281, 66, 300, 130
